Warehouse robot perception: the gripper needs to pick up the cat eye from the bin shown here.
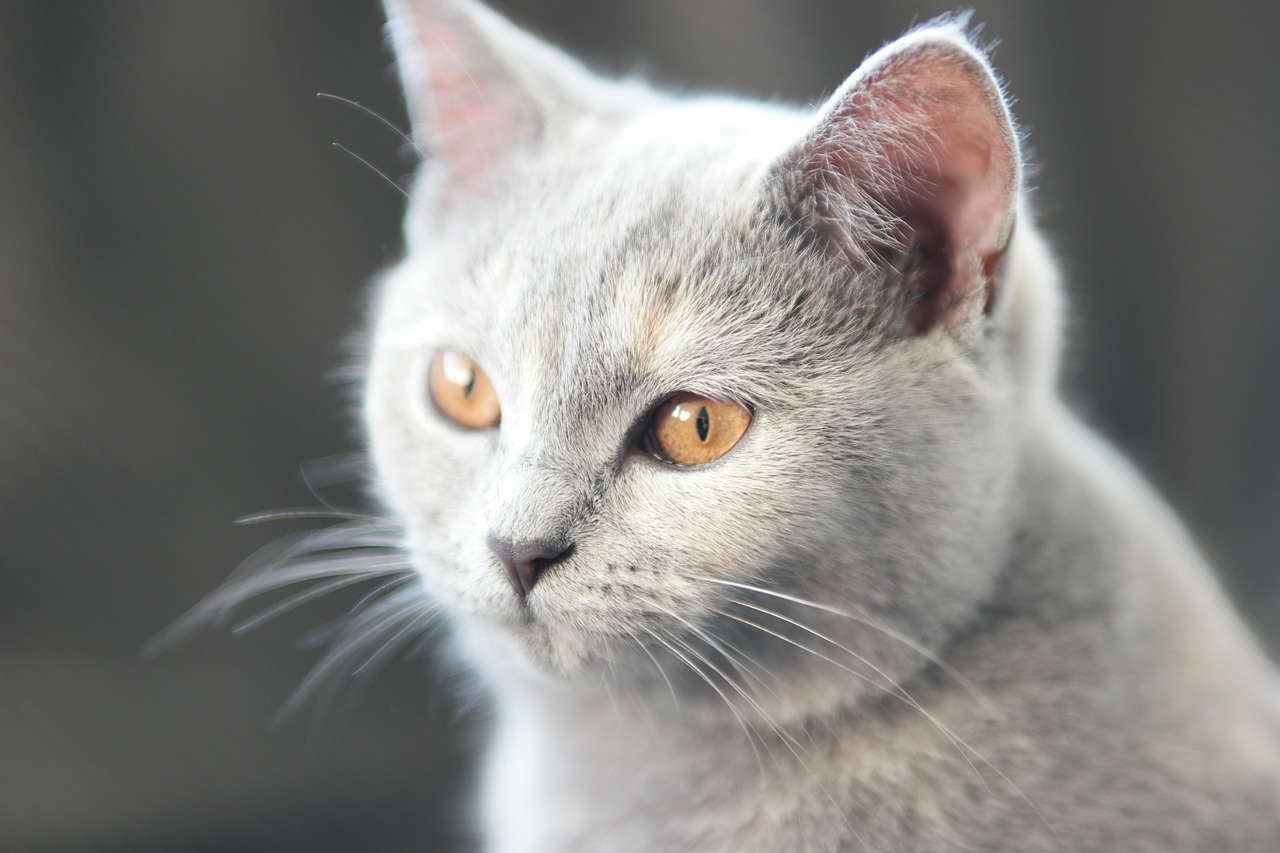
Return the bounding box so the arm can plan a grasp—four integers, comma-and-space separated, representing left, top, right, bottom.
643, 393, 751, 467
429, 350, 500, 429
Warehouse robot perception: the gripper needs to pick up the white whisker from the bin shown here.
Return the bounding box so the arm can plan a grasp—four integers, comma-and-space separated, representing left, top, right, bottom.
352, 610, 436, 677
234, 506, 379, 526
690, 573, 997, 715
713, 599, 1058, 844
715, 600, 993, 795
332, 142, 411, 199
647, 627, 767, 773
316, 92, 426, 160
648, 605, 778, 701
624, 626, 680, 711
230, 573, 391, 635
348, 572, 419, 615
279, 587, 433, 720
660, 623, 868, 851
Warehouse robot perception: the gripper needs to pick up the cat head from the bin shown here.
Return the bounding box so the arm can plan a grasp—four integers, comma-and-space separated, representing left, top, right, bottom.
367, 0, 1061, 719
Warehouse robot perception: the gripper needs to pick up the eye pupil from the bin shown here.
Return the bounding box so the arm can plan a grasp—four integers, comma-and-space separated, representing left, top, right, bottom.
696, 407, 710, 442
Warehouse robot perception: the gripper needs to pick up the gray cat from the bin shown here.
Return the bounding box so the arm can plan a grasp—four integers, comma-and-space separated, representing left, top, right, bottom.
193, 0, 1280, 849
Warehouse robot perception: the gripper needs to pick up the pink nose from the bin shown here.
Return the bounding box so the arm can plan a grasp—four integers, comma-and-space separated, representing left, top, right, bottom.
485, 534, 575, 598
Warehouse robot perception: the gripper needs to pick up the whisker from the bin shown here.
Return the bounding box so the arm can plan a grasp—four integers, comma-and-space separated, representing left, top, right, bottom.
332, 142, 411, 199
666, 628, 793, 751
707, 585, 1050, 823
209, 556, 409, 618
403, 617, 449, 663
317, 92, 425, 160
660, 626, 867, 851
648, 605, 778, 701
352, 610, 436, 677
726, 598, 913, 698
601, 660, 623, 721
278, 587, 432, 721
712, 606, 881, 694
230, 571, 403, 635
235, 506, 378, 525
647, 627, 767, 772
147, 502, 446, 735
623, 626, 679, 711
715, 600, 992, 790
714, 599, 1058, 844
297, 451, 368, 491
142, 556, 402, 657
690, 573, 996, 715
348, 572, 418, 616
208, 520, 377, 592
219, 517, 405, 594
715, 603, 1000, 821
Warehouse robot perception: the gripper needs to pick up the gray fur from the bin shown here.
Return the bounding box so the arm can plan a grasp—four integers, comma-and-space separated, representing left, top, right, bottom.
365, 1, 1280, 849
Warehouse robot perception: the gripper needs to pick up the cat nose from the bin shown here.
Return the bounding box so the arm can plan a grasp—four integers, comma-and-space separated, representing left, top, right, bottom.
485, 533, 575, 598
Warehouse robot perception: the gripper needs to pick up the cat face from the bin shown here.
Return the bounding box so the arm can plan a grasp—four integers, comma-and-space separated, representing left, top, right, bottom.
368, 0, 1045, 715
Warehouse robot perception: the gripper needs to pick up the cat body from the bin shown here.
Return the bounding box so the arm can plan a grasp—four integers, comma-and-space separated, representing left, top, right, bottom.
358, 1, 1280, 849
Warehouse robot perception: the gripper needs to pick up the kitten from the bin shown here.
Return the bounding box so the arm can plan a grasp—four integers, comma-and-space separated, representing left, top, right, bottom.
190, 0, 1280, 849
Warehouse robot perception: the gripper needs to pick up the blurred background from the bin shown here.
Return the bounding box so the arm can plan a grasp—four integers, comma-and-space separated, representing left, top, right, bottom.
2, 1, 1277, 850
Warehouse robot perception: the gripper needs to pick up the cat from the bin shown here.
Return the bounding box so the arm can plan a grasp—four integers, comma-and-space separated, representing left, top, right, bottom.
183, 0, 1280, 850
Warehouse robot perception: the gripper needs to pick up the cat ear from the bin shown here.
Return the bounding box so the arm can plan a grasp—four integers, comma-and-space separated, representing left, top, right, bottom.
778, 22, 1020, 334
383, 0, 579, 203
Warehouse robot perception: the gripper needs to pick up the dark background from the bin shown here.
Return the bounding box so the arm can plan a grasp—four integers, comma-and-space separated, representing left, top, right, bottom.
2, 2, 1277, 851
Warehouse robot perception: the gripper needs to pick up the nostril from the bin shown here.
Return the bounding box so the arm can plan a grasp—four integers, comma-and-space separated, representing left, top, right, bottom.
485, 533, 575, 598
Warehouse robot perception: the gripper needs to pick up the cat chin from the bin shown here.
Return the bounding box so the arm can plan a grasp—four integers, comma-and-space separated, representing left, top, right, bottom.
451, 609, 900, 730
450, 610, 627, 685
444, 591, 708, 690
444, 589, 909, 718
413, 575, 604, 681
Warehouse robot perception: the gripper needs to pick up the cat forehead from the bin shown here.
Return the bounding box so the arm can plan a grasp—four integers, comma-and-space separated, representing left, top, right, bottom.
403, 96, 796, 241
379, 96, 883, 409
476, 96, 804, 255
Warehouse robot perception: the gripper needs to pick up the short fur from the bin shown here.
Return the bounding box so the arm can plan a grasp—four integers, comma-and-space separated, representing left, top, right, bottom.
356, 1, 1280, 849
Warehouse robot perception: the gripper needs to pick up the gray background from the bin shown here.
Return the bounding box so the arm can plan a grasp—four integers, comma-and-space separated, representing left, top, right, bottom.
2, 1, 1277, 851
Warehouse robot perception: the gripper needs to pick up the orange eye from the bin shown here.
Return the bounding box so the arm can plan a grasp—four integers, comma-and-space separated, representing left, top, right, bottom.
646, 393, 751, 466
429, 350, 500, 430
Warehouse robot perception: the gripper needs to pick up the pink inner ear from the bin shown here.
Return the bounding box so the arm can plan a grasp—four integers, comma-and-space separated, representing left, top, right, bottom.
850, 49, 1015, 252
806, 37, 1019, 331
427, 51, 532, 186
889, 92, 1012, 260
391, 2, 541, 197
